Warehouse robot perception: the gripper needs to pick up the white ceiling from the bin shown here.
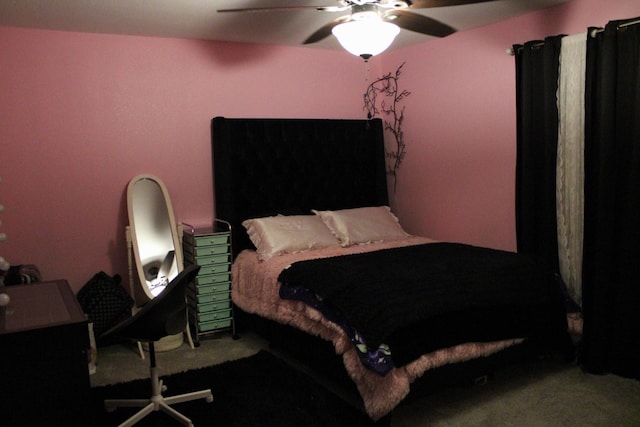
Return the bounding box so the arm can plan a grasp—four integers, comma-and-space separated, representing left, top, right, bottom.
0, 0, 571, 52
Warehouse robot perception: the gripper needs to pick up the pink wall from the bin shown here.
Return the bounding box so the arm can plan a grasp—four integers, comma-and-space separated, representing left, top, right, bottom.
1, 0, 638, 293
387, 0, 640, 251
0, 28, 379, 291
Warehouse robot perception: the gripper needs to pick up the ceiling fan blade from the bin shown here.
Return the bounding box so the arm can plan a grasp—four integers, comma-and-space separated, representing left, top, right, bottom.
386, 10, 456, 37
303, 16, 350, 44
218, 5, 344, 13
409, 0, 497, 8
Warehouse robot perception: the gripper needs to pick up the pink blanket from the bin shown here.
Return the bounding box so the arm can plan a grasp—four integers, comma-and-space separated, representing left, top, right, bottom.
232, 237, 523, 420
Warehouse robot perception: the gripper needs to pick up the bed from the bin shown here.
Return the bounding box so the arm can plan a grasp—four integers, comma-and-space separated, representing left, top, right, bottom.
210, 116, 569, 422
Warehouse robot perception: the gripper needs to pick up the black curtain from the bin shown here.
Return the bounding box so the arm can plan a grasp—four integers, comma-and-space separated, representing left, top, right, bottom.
514, 35, 564, 273
582, 18, 640, 379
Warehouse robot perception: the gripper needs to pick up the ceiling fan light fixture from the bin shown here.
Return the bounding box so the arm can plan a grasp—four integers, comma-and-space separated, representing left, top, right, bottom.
332, 18, 400, 60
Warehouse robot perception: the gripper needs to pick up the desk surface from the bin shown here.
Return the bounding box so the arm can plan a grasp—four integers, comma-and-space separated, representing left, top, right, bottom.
0, 280, 86, 334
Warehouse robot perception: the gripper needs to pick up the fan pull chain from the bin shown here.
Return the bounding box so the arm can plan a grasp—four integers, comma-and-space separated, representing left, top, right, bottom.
364, 59, 370, 82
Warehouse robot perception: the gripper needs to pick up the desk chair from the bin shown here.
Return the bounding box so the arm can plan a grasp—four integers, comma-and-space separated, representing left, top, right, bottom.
100, 265, 213, 427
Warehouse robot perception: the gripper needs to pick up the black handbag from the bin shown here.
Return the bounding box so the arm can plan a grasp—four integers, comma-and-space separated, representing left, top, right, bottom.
77, 271, 133, 340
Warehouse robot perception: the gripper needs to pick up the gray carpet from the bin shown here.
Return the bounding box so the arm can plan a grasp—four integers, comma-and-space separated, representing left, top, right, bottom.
91, 332, 640, 426
91, 350, 374, 427
393, 358, 640, 427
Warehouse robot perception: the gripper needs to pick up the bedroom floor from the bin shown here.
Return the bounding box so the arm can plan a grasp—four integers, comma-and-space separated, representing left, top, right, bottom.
92, 331, 640, 427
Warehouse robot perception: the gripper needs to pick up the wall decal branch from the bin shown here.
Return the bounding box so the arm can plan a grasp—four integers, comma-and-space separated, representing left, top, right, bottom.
364, 62, 410, 193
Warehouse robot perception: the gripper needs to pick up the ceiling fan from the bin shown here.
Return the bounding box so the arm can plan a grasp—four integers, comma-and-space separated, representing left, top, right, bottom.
218, 0, 497, 46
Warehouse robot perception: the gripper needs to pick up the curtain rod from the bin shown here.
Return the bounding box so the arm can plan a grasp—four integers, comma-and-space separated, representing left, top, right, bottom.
620, 18, 640, 28
507, 18, 640, 55
506, 43, 543, 56
590, 18, 640, 37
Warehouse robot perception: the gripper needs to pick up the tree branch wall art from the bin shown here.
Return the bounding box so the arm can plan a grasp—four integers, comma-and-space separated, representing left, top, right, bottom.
364, 62, 410, 193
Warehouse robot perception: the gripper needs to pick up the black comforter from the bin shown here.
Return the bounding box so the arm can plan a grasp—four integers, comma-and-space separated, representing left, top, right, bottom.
278, 243, 568, 365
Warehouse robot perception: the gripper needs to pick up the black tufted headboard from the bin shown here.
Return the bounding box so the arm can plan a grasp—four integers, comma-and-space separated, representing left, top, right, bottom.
211, 116, 389, 258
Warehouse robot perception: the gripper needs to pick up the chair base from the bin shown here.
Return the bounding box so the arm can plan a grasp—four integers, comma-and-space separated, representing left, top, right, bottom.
105, 371, 213, 427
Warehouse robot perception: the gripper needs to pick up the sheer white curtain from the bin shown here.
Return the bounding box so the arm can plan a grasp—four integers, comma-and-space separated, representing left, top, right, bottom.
556, 33, 586, 305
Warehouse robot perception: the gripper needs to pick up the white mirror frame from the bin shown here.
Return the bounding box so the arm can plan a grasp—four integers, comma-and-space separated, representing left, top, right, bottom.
127, 174, 184, 305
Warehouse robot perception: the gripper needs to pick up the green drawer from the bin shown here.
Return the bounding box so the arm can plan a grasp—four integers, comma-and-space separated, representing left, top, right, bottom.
196, 308, 232, 323
198, 263, 230, 276
184, 259, 230, 275
190, 244, 230, 257
195, 272, 230, 286
196, 292, 231, 308
197, 318, 232, 332
187, 289, 231, 307
183, 232, 230, 247
188, 282, 230, 295
194, 299, 231, 313
191, 290, 231, 305
184, 252, 231, 266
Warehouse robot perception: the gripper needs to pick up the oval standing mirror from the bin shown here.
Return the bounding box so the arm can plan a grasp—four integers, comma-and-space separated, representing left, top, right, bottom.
127, 174, 183, 305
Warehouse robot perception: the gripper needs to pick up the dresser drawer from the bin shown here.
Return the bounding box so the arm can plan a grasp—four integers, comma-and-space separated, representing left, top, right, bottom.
185, 243, 230, 257
195, 272, 231, 286
184, 252, 231, 266
185, 259, 230, 275
183, 232, 230, 247
196, 308, 232, 323
190, 289, 231, 304
197, 318, 233, 332
188, 281, 230, 295
190, 298, 232, 313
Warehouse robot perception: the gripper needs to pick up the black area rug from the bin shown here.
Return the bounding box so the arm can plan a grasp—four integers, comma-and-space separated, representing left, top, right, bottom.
90, 350, 376, 426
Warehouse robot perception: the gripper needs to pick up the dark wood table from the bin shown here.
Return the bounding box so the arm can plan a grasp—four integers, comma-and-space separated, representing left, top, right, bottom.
0, 280, 91, 426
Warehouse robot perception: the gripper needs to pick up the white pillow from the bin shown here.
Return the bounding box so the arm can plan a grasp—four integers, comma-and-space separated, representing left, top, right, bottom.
312, 206, 410, 247
242, 215, 340, 260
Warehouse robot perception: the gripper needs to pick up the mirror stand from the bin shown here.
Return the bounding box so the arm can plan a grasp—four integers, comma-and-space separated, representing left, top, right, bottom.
126, 174, 195, 358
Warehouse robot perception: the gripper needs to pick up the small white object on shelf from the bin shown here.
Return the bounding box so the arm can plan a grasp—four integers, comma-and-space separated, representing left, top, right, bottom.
0, 292, 10, 307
